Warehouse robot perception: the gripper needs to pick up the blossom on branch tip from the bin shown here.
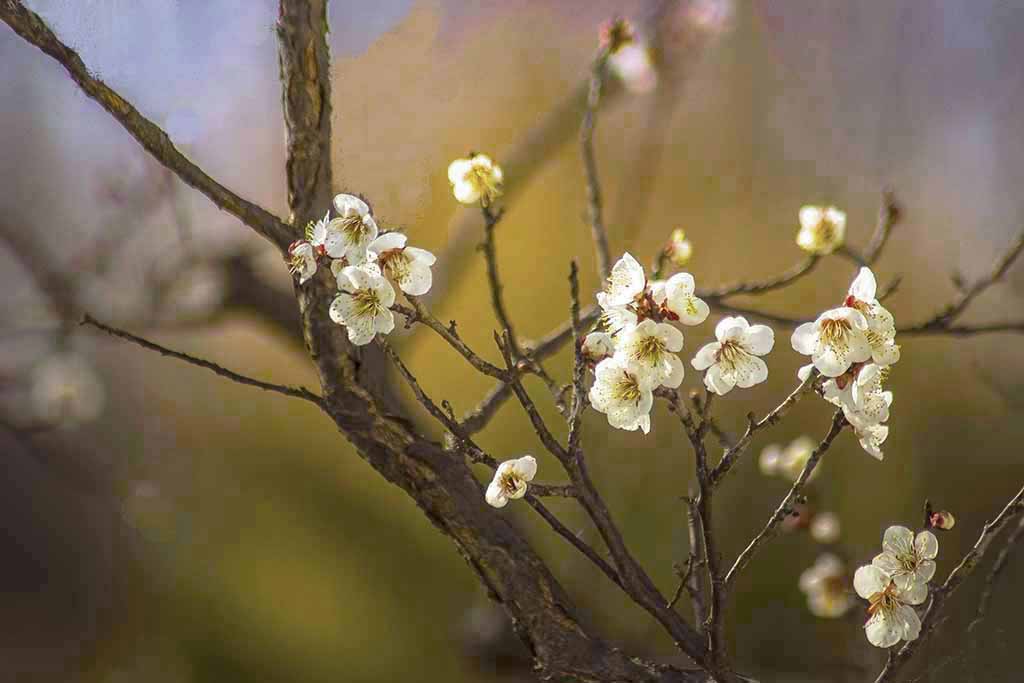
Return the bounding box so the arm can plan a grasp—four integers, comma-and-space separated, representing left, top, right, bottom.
327, 194, 378, 265
796, 205, 846, 255
791, 307, 871, 377
448, 153, 503, 206
800, 553, 853, 618
930, 511, 956, 530
589, 356, 655, 434
329, 266, 396, 346
485, 455, 537, 508
600, 18, 658, 94
603, 252, 647, 307
367, 232, 436, 296
665, 228, 693, 267
691, 316, 774, 395
287, 239, 318, 284
614, 319, 685, 388
872, 526, 938, 593
846, 267, 900, 366
660, 272, 710, 326
854, 564, 924, 648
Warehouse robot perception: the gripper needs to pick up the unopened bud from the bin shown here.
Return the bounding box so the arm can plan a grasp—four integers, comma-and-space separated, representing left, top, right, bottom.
930, 510, 956, 530
665, 228, 693, 267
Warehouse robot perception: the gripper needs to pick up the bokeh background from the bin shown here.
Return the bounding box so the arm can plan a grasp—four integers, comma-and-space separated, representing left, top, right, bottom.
2, 1, 1024, 681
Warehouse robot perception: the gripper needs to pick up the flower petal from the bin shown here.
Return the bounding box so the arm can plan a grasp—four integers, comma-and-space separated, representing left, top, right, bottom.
405, 246, 436, 266
734, 354, 769, 389
854, 564, 890, 599
883, 526, 915, 556
662, 354, 685, 389
849, 267, 878, 302
791, 322, 818, 355
453, 180, 481, 204
704, 363, 735, 396
666, 271, 695, 297
485, 481, 508, 508
714, 316, 746, 341
691, 342, 719, 371
865, 611, 902, 648
741, 324, 775, 356
333, 193, 370, 217
895, 604, 921, 641
448, 158, 473, 184
368, 231, 407, 254
399, 262, 433, 296
914, 531, 939, 560
514, 455, 537, 481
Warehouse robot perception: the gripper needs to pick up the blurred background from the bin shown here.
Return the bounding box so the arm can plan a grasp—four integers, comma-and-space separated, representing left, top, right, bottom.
2, 1, 1024, 681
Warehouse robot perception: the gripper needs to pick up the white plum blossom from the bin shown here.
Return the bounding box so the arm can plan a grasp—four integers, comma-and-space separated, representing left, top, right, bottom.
367, 232, 436, 296
855, 422, 889, 461
796, 205, 846, 255
602, 252, 647, 307
791, 307, 872, 377
329, 265, 396, 346
448, 153, 503, 206
691, 316, 774, 395
854, 564, 925, 648
799, 554, 854, 618
485, 455, 537, 508
582, 331, 615, 363
846, 267, 900, 366
287, 240, 318, 284
327, 194, 378, 265
287, 212, 332, 283
872, 526, 938, 592
810, 512, 841, 544
660, 272, 709, 326
589, 356, 655, 434
614, 319, 685, 388
30, 352, 105, 425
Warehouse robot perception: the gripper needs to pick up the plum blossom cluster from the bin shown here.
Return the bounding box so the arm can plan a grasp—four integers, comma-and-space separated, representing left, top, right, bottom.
286, 194, 436, 346
584, 253, 711, 433
793, 267, 901, 459
854, 525, 939, 648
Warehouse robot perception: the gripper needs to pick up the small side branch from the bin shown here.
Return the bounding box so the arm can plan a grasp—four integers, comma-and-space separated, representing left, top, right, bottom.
0, 1, 292, 249
580, 48, 612, 281
395, 298, 507, 380
710, 370, 820, 487
479, 205, 522, 355
81, 315, 324, 407
968, 513, 1024, 634
724, 411, 846, 589
698, 255, 820, 300
567, 262, 586, 455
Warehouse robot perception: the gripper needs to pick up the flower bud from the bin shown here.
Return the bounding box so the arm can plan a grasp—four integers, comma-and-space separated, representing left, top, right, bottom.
665, 228, 693, 267
929, 510, 956, 530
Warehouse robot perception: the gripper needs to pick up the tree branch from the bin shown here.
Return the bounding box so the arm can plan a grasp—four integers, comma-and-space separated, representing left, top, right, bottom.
480, 205, 522, 355
0, 1, 292, 250
581, 48, 612, 281
277, 0, 334, 225
80, 314, 325, 407
723, 411, 846, 589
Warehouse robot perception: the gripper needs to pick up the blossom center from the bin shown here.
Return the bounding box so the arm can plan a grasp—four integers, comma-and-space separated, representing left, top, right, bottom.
499, 471, 523, 496
820, 318, 852, 346
466, 166, 500, 203
630, 335, 666, 364
866, 582, 900, 617
715, 339, 747, 368
339, 214, 370, 242
378, 249, 410, 281
613, 371, 642, 404
352, 288, 384, 318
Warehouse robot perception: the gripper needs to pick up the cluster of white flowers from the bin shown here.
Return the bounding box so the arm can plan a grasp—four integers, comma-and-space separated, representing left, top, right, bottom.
853, 525, 938, 648
799, 553, 854, 618
793, 267, 901, 459
286, 194, 436, 346
585, 253, 708, 433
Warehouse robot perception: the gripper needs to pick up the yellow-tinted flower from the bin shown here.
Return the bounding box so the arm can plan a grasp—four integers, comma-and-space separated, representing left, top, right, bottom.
796, 205, 846, 255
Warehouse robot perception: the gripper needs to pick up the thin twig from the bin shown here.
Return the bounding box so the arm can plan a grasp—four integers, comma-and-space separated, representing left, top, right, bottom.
968, 513, 1024, 634
697, 256, 820, 299
723, 411, 847, 590
394, 298, 507, 379
710, 369, 820, 487
461, 305, 600, 435
80, 314, 324, 407
899, 229, 1024, 334
479, 205, 522, 355
874, 483, 1024, 683
0, 1, 291, 249
567, 261, 586, 454
863, 189, 901, 265
580, 48, 612, 281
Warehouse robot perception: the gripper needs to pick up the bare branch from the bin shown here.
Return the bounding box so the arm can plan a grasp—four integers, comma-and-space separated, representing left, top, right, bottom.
581, 49, 612, 280
710, 369, 820, 487
723, 411, 847, 589
0, 1, 292, 249
863, 189, 902, 265
394, 298, 507, 379
461, 305, 600, 435
567, 261, 586, 454
698, 256, 820, 300
277, 0, 334, 224
81, 314, 324, 407
899, 229, 1024, 335
479, 205, 522, 355
874, 483, 1024, 683
968, 513, 1024, 634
